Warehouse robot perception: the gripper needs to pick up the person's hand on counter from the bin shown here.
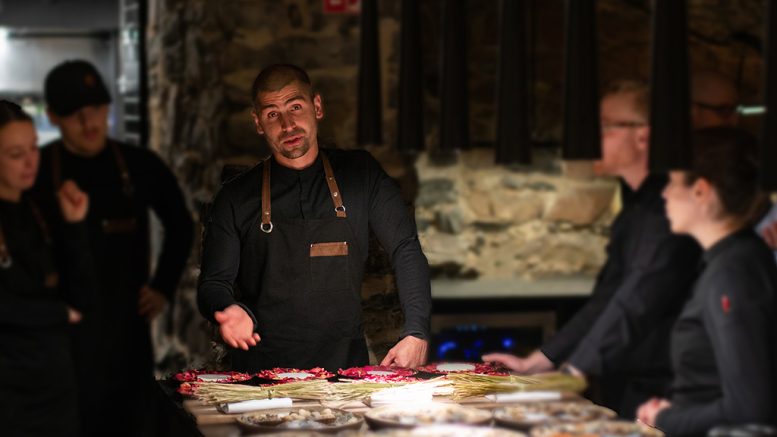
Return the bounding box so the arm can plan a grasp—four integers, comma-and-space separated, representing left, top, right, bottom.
761, 220, 777, 249
138, 285, 168, 321
215, 304, 261, 350
381, 335, 428, 368
481, 350, 555, 374
636, 397, 671, 427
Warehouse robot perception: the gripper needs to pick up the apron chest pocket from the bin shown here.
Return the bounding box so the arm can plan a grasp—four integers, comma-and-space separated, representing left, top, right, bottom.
309, 242, 349, 292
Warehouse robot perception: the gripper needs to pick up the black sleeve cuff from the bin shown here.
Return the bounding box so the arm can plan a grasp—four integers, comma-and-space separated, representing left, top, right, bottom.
235, 302, 258, 330
540, 343, 566, 367
400, 331, 429, 341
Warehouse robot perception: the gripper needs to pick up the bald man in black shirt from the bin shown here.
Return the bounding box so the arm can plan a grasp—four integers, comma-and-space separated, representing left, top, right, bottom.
198, 64, 431, 372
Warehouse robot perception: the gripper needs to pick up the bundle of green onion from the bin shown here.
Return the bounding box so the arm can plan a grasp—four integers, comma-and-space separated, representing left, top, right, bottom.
193, 380, 331, 404
447, 372, 586, 400
192, 380, 405, 405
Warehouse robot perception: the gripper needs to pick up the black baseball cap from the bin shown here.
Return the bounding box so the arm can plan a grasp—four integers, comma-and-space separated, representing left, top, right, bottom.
44, 60, 112, 116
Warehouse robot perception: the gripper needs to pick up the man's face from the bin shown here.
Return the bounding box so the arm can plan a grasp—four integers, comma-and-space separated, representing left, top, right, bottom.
597, 93, 649, 176
691, 78, 739, 129
0, 120, 39, 194
48, 104, 109, 156
252, 81, 323, 161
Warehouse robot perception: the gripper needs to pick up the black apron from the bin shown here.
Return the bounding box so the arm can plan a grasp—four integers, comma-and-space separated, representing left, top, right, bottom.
0, 198, 78, 437
51, 141, 139, 235
51, 142, 155, 437
231, 153, 369, 372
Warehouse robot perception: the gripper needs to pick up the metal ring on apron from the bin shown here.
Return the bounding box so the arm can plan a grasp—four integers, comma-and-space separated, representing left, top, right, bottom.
335, 205, 346, 213
0, 255, 12, 269
260, 222, 274, 233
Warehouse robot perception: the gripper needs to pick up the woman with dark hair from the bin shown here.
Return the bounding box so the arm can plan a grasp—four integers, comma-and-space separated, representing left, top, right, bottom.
0, 100, 93, 436
637, 127, 777, 435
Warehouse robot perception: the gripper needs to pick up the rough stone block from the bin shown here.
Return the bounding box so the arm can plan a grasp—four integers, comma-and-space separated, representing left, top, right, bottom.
544, 184, 616, 225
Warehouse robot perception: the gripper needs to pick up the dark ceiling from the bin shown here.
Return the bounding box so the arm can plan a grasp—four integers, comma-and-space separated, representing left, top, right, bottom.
0, 0, 119, 31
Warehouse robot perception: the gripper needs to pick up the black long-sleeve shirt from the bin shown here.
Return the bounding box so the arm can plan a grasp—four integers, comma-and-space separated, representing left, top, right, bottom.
34, 139, 194, 301
567, 182, 701, 377
32, 139, 194, 436
543, 175, 700, 386
0, 195, 93, 332
655, 230, 777, 436
0, 194, 95, 437
198, 148, 431, 340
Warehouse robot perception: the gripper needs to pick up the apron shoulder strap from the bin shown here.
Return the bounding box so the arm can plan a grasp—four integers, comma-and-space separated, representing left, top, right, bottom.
320, 152, 347, 218
260, 158, 273, 233
258, 152, 346, 233
51, 142, 62, 192
109, 141, 135, 198
51, 140, 135, 199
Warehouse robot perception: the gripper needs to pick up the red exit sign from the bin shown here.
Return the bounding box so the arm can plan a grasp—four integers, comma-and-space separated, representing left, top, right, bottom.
324, 0, 361, 14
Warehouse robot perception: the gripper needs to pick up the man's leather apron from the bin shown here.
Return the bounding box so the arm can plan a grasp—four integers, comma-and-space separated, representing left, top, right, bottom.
231, 153, 368, 372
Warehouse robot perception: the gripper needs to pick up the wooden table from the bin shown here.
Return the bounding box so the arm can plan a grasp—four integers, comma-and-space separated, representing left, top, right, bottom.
159, 382, 581, 437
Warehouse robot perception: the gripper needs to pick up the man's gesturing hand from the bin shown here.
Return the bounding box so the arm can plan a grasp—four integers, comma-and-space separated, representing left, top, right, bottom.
214, 304, 261, 350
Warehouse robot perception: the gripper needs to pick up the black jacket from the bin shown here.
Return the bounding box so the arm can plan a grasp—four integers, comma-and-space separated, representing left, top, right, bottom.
32, 139, 193, 436
656, 230, 777, 436
542, 174, 701, 415
0, 195, 96, 437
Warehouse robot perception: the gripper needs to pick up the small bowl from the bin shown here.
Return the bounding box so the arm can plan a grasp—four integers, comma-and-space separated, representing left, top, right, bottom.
237, 406, 363, 434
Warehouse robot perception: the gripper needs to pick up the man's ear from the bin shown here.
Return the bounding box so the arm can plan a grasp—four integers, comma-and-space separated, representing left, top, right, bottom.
635, 126, 650, 153
313, 94, 324, 120
251, 110, 264, 135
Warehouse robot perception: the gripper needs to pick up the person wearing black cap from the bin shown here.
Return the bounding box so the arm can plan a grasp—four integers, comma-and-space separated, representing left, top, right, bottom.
32, 60, 194, 437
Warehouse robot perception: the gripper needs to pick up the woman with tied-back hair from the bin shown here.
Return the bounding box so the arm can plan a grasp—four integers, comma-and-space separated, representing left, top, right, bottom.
638, 127, 777, 435
0, 100, 95, 436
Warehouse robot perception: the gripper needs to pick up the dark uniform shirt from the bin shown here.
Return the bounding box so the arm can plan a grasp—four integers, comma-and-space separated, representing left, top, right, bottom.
32, 139, 194, 437
656, 229, 777, 436
541, 174, 701, 416
198, 149, 431, 344
0, 195, 95, 437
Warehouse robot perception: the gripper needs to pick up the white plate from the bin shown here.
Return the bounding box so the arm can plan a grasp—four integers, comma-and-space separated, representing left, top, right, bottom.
276, 372, 313, 379
368, 370, 397, 376
435, 363, 476, 372
198, 373, 232, 382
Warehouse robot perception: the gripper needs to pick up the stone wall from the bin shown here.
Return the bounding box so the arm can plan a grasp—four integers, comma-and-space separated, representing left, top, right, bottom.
145, 0, 766, 373
415, 149, 614, 281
